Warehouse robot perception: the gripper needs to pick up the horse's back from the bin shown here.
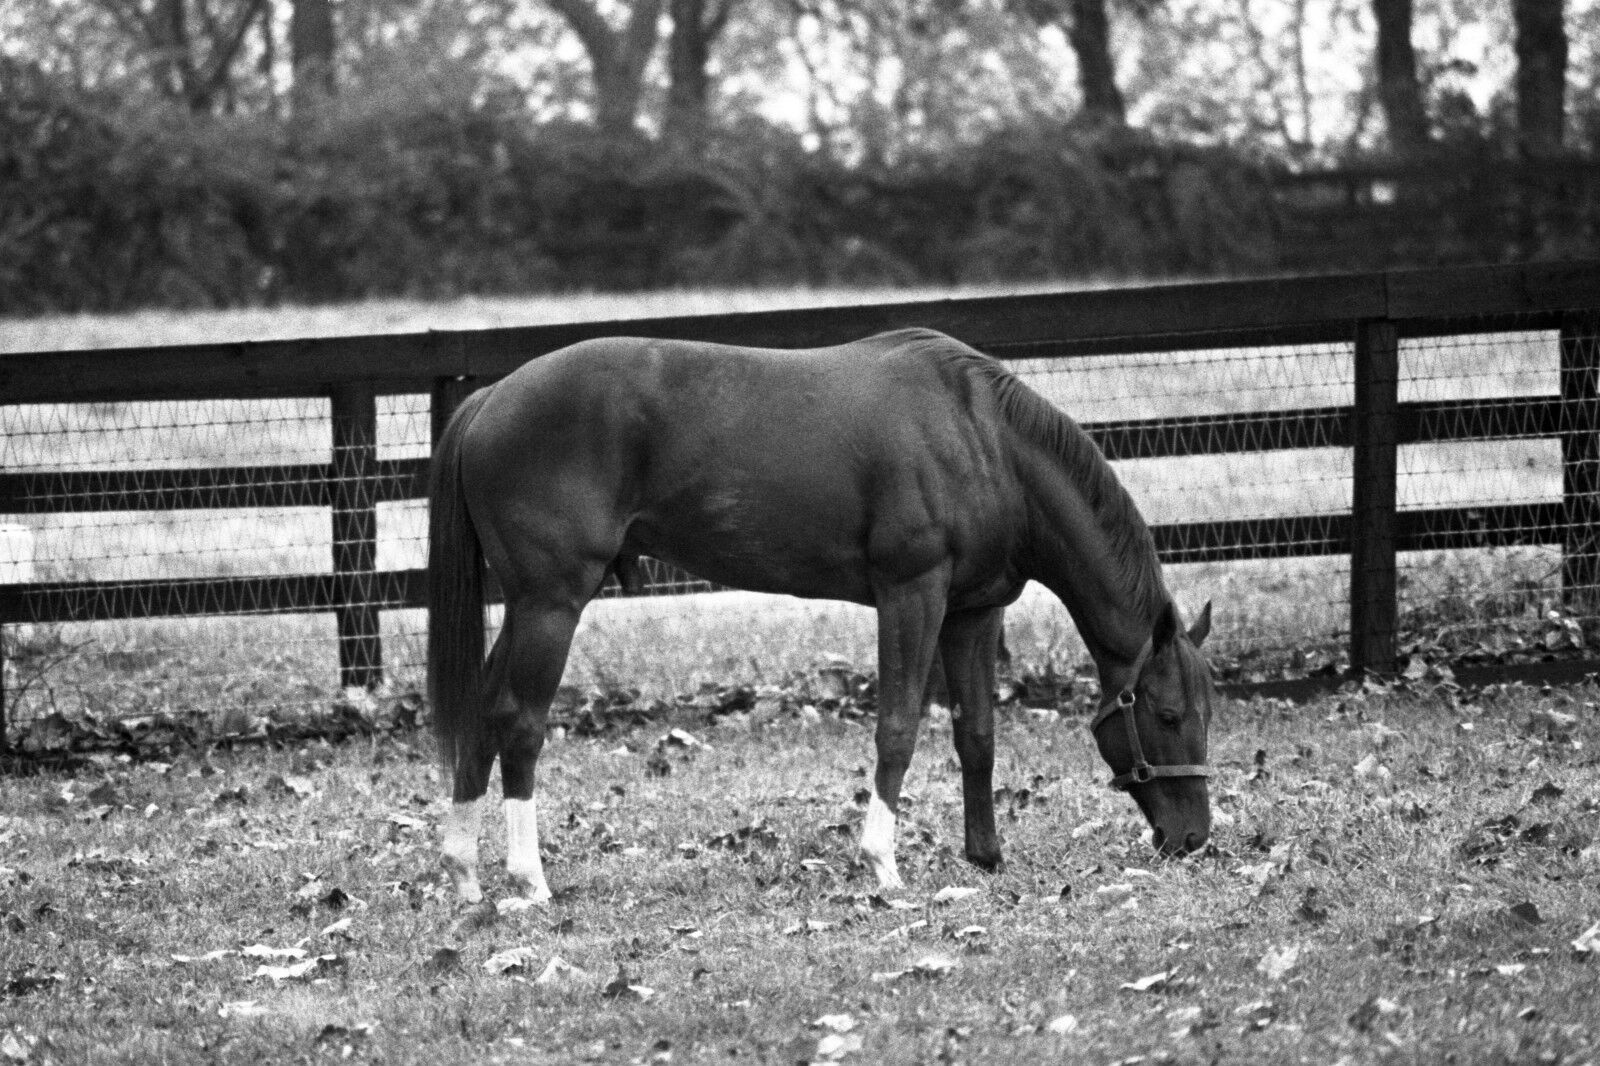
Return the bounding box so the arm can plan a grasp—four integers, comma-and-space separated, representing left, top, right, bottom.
461, 330, 1022, 605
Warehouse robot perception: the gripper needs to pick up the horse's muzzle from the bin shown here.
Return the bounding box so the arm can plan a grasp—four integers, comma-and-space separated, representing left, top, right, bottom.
1152, 825, 1210, 857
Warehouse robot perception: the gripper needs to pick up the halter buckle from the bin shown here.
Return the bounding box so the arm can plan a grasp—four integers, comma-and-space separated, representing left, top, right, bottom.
1128, 763, 1155, 785
1116, 688, 1136, 709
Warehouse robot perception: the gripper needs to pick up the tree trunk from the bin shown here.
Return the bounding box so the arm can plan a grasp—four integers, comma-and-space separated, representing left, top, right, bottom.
551, 0, 666, 137
149, 0, 192, 105
1066, 0, 1125, 125
1513, 0, 1567, 158
1371, 0, 1429, 153
664, 0, 736, 140
664, 0, 711, 139
291, 0, 336, 101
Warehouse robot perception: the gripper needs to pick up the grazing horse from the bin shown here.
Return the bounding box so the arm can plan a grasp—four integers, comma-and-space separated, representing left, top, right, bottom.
428, 328, 1217, 902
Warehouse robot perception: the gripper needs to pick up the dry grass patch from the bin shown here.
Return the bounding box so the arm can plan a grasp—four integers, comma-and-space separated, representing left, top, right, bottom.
2, 681, 1599, 1064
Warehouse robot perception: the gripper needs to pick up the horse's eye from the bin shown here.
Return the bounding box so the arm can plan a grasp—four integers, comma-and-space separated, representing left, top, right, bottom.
1156, 706, 1184, 727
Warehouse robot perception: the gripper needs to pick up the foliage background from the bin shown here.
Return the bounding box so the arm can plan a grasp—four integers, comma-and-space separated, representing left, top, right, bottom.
4, 0, 1600, 314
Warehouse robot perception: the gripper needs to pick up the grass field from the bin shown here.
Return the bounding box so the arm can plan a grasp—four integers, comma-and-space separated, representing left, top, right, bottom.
2, 681, 1598, 1063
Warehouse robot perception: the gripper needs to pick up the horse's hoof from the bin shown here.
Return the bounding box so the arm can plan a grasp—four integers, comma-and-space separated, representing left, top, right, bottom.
441, 855, 483, 903
507, 874, 553, 905
965, 851, 1003, 873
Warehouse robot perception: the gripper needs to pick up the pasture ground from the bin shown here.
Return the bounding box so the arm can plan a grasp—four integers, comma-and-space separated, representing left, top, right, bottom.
2, 682, 1599, 1064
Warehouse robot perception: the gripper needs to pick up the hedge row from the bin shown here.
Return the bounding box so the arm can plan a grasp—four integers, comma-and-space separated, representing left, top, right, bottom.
2, 59, 1298, 314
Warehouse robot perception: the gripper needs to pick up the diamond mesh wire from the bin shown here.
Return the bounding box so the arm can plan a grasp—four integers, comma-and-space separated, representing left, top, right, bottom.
2, 313, 1598, 735
996, 339, 1354, 677
1394, 327, 1596, 662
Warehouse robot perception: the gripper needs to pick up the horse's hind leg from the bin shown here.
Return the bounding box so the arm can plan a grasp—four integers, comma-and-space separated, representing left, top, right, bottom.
487, 595, 585, 902
442, 651, 501, 902
861, 563, 950, 891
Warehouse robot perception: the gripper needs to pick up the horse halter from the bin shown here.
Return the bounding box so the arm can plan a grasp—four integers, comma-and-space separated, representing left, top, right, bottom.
1088, 638, 1212, 792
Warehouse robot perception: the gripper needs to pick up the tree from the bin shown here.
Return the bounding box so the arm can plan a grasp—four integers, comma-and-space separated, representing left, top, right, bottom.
664, 0, 738, 138
1015, 0, 1128, 125
1512, 0, 1567, 157
292, 0, 336, 100
95, 0, 268, 112
548, 0, 666, 135
1370, 0, 1428, 153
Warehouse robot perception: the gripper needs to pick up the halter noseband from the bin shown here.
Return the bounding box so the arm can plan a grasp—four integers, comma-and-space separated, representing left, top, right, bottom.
1088, 638, 1211, 792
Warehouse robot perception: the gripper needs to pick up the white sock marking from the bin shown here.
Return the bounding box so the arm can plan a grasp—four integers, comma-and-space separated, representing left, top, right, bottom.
503, 797, 552, 904
441, 799, 483, 903
860, 790, 904, 890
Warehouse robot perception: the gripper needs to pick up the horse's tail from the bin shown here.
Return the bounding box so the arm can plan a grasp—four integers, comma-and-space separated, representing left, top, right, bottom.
427, 385, 493, 773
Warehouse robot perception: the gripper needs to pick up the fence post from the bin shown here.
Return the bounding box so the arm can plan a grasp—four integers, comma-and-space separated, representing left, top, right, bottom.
1561, 311, 1600, 611
431, 376, 476, 450
1350, 318, 1400, 675
331, 384, 382, 690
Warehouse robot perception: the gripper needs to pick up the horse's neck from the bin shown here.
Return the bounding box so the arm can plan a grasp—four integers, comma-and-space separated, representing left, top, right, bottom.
1014, 447, 1162, 681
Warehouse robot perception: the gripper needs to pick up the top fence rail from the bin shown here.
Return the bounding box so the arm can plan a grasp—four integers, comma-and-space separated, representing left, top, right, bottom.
5, 262, 1599, 403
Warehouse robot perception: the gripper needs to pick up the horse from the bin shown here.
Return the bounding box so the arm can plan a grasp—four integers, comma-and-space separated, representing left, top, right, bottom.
427, 327, 1217, 903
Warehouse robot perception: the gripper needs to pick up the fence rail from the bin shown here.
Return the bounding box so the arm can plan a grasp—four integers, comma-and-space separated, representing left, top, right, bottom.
5, 261, 1600, 745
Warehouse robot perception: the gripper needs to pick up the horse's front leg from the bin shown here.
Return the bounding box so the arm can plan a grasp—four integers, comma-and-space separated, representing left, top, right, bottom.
861, 563, 950, 891
940, 606, 1005, 871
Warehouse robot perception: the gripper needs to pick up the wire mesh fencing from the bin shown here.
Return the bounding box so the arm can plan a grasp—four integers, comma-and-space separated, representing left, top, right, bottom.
4, 274, 1600, 751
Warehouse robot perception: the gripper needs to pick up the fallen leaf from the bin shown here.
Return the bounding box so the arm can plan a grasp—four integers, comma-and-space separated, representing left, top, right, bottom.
1507, 901, 1544, 925
422, 947, 461, 978
910, 954, 957, 977
319, 917, 353, 939
241, 944, 307, 960
1093, 883, 1135, 908
932, 886, 980, 904
1295, 888, 1329, 924
1531, 781, 1565, 803
313, 1023, 374, 1046
219, 1000, 268, 1019
496, 897, 542, 916
1348, 996, 1400, 1031
484, 947, 541, 975
254, 955, 339, 982
0, 1032, 31, 1063
868, 896, 921, 912
1256, 944, 1301, 981
535, 955, 586, 985
601, 966, 654, 1000
320, 886, 357, 911
1571, 920, 1600, 956
815, 1033, 863, 1059
663, 728, 706, 749
1120, 970, 1174, 993
877, 919, 928, 941
171, 950, 237, 964
1046, 1014, 1080, 1034
813, 1014, 856, 1033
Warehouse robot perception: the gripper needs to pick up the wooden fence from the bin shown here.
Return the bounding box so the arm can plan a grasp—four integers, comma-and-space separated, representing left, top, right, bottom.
4, 261, 1600, 741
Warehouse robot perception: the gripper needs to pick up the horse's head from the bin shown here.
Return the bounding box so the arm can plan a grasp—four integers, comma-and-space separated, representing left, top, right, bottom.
1090, 600, 1216, 858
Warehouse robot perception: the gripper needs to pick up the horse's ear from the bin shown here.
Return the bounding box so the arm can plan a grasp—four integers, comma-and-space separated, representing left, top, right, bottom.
1152, 600, 1182, 651
1187, 600, 1213, 647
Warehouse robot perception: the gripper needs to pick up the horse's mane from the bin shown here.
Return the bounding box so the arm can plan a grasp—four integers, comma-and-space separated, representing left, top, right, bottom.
878, 328, 1167, 616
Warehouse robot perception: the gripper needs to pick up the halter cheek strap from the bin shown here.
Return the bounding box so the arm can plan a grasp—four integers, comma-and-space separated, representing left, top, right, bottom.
1088, 638, 1212, 792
